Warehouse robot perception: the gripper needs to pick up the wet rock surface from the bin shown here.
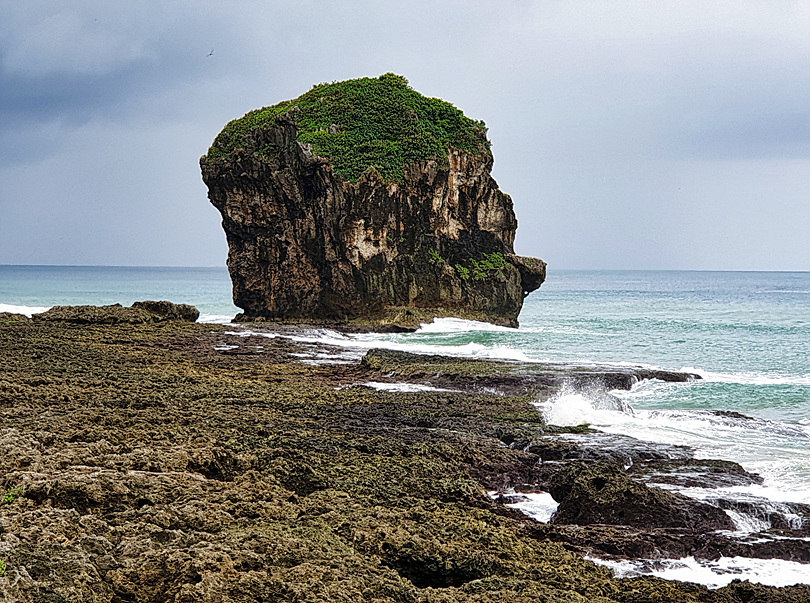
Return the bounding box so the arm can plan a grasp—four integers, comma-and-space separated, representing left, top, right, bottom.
359, 348, 701, 396
549, 461, 735, 531
0, 319, 808, 602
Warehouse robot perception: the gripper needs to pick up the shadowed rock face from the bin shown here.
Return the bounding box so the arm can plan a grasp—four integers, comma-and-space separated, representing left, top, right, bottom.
201, 112, 545, 328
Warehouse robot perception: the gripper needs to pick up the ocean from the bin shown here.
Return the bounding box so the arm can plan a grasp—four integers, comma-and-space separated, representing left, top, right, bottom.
0, 265, 239, 323
3, 265, 809, 586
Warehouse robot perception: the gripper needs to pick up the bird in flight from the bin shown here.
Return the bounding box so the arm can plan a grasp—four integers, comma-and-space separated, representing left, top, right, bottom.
207, 49, 214, 57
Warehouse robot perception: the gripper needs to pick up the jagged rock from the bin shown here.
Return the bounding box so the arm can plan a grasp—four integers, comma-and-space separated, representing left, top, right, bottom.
32, 301, 199, 325
549, 461, 735, 531
200, 75, 545, 328
131, 300, 199, 323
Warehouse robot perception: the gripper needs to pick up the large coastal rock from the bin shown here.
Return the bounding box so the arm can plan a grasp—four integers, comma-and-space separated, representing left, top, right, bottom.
201, 74, 545, 328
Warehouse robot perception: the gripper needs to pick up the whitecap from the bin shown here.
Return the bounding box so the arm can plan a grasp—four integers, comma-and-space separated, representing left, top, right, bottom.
415, 317, 518, 333
361, 382, 459, 393
679, 367, 810, 386
197, 313, 236, 324
588, 555, 810, 588
0, 303, 51, 317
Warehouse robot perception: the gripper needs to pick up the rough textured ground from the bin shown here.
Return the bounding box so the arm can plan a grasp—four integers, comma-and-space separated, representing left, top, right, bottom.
1, 315, 808, 602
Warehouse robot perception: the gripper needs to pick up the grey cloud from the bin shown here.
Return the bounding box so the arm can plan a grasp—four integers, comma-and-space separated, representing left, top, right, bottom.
1, 0, 809, 269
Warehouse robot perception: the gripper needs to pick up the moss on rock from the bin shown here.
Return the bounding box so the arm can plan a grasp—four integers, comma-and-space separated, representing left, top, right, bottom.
1, 319, 807, 601
205, 73, 490, 183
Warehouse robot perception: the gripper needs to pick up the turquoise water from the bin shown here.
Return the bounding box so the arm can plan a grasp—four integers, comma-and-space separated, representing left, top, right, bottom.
289, 270, 810, 503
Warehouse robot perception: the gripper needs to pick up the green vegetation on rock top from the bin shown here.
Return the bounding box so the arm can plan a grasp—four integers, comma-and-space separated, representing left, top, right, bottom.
206, 73, 491, 183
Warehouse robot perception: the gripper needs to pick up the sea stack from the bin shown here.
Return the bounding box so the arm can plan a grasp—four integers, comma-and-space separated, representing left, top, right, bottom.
200, 73, 545, 328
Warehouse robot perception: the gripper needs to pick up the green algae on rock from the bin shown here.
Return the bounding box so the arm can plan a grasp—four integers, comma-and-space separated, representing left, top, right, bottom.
32, 300, 199, 325
2, 318, 810, 601
205, 73, 489, 184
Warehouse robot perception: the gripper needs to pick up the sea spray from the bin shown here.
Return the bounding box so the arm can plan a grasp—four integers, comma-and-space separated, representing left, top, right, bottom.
536, 383, 635, 427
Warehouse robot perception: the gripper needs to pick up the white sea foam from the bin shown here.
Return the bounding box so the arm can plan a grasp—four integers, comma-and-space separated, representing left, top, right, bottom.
415, 317, 518, 333
536, 386, 810, 505
536, 386, 636, 427
362, 382, 458, 393
244, 326, 540, 363
538, 392, 607, 427
588, 555, 810, 588
489, 491, 559, 523
680, 366, 810, 386
414, 317, 611, 337
0, 303, 51, 317
224, 324, 687, 369
197, 313, 236, 324
225, 329, 279, 339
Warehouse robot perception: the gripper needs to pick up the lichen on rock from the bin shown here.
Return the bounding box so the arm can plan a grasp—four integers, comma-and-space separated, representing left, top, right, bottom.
201, 74, 545, 328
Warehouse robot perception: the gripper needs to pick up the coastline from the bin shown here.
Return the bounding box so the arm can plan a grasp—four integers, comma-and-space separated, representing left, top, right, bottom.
1, 312, 809, 601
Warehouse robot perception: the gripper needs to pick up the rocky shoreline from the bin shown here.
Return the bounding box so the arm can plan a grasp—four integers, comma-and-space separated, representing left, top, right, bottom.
1, 308, 809, 601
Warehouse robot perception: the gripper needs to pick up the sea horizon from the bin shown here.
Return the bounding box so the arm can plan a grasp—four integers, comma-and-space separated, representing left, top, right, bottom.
2, 263, 809, 273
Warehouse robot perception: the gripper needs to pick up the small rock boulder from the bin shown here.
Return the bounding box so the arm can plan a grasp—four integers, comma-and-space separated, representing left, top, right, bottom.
33, 301, 199, 325
549, 461, 734, 531
131, 300, 200, 322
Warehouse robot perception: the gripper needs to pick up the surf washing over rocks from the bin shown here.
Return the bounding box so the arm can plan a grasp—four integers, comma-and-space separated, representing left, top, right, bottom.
3, 266, 809, 588
270, 269, 810, 587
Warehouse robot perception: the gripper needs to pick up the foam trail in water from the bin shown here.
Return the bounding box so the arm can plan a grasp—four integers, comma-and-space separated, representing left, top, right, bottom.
415, 317, 518, 333
197, 314, 236, 324
232, 326, 538, 363
680, 366, 810, 386
588, 555, 810, 588
0, 303, 51, 317
362, 382, 459, 393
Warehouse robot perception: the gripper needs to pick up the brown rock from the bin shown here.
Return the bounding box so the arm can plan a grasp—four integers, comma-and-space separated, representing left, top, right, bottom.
201, 112, 545, 328
0, 312, 29, 323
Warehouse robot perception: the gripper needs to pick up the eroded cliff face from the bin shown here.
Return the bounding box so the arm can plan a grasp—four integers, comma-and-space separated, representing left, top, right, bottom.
201, 113, 545, 328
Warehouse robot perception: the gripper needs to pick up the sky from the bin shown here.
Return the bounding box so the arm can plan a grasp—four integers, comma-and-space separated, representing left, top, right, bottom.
1, 1, 809, 270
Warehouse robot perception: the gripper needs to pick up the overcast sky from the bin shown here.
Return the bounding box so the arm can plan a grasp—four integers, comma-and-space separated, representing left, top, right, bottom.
1, 1, 808, 270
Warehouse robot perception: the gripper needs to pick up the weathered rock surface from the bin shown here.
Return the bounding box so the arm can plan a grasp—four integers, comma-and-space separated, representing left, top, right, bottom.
2, 319, 809, 601
359, 348, 701, 395
549, 461, 735, 531
201, 96, 545, 328
32, 301, 199, 324
0, 313, 29, 323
